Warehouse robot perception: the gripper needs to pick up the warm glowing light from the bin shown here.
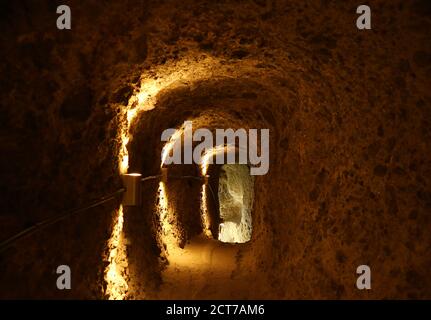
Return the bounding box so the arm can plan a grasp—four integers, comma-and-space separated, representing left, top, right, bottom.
119, 135, 130, 174
200, 184, 213, 238
105, 205, 129, 300
119, 154, 129, 174
117, 58, 217, 173
109, 56, 255, 296
117, 55, 260, 174
200, 145, 236, 176
161, 124, 186, 167
156, 181, 177, 254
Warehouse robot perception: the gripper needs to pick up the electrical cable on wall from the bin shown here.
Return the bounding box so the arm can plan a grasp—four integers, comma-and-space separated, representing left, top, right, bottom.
0, 174, 216, 253
0, 188, 125, 253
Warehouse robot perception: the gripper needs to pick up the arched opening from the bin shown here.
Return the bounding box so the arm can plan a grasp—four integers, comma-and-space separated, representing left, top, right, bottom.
217, 164, 254, 243
1, 0, 429, 301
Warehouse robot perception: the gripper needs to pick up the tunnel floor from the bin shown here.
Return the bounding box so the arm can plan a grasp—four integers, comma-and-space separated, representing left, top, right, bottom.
153, 235, 251, 299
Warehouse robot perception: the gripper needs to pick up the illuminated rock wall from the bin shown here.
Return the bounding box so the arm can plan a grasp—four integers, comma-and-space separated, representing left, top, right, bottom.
0, 0, 430, 299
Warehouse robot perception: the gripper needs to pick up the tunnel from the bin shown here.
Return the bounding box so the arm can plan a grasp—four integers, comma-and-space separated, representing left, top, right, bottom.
0, 0, 430, 300
217, 164, 254, 244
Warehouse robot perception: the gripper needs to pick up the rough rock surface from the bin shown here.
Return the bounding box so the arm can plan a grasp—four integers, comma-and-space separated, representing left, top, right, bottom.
0, 0, 430, 299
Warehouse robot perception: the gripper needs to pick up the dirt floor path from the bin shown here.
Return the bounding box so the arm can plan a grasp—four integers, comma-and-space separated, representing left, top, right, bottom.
156, 235, 247, 299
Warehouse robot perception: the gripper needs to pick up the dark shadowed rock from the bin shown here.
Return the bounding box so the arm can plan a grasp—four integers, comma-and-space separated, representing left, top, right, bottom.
60, 86, 93, 121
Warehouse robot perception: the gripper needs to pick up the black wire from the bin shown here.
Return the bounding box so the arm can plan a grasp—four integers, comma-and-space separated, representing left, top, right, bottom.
0, 175, 213, 253
141, 175, 161, 182
140, 175, 205, 182
0, 188, 125, 254
171, 175, 205, 181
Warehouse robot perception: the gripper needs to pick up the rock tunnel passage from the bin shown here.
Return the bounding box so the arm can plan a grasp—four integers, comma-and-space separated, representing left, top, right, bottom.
218, 164, 254, 244
1, 0, 431, 300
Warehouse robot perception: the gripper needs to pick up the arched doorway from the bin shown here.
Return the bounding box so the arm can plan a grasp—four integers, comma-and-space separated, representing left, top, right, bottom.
217, 164, 254, 243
